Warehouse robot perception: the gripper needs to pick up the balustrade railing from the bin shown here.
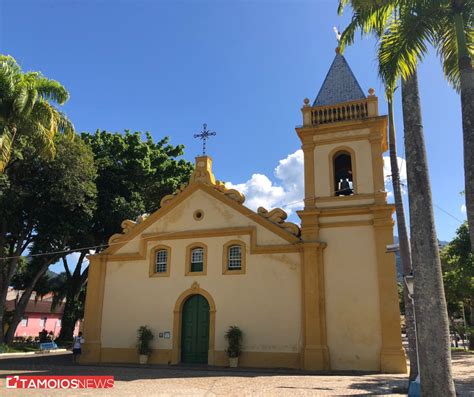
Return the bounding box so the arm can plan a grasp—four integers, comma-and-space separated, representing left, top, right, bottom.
311, 100, 368, 124
301, 93, 378, 126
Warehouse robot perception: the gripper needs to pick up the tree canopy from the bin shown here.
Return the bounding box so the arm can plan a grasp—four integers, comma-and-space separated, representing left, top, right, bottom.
0, 134, 97, 343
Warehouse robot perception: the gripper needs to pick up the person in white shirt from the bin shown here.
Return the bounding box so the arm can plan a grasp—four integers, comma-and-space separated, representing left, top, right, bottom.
72, 331, 85, 363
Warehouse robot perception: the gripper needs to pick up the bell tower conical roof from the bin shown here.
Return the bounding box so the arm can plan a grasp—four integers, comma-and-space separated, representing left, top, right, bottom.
313, 49, 366, 106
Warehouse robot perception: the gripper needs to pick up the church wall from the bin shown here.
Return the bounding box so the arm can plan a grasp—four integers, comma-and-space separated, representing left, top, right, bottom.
313, 138, 374, 198
320, 224, 382, 371
100, 234, 302, 364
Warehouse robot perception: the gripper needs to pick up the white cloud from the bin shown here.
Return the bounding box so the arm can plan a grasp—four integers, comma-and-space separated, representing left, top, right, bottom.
461, 204, 467, 213
383, 156, 407, 197
226, 150, 304, 217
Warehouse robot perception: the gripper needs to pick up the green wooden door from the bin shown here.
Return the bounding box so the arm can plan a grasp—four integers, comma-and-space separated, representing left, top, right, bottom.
181, 294, 210, 364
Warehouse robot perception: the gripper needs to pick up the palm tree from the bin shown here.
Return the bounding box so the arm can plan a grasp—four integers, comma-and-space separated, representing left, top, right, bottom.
337, 0, 418, 381
378, 0, 474, 253
338, 1, 456, 395
437, 0, 474, 254
0, 55, 74, 173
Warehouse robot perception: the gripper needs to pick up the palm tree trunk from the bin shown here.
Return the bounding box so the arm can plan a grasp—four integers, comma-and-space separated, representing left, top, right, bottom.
452, 5, 474, 253
388, 99, 418, 380
401, 71, 455, 396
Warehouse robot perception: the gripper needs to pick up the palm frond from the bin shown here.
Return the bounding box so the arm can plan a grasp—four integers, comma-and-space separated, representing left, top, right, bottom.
0, 126, 13, 173
34, 76, 69, 105
378, 3, 436, 90
12, 86, 28, 115
339, 1, 397, 53
433, 1, 474, 92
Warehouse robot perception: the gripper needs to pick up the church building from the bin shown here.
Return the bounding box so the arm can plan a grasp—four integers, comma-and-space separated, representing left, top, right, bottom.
81, 49, 407, 373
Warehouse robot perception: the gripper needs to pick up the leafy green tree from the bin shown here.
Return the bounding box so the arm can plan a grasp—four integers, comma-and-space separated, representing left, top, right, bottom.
55, 130, 193, 341
0, 134, 97, 344
0, 55, 74, 173
441, 222, 474, 324
338, 1, 457, 394
441, 222, 474, 349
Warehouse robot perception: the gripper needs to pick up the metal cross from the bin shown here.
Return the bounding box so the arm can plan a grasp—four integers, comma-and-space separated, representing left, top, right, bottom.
193, 123, 216, 156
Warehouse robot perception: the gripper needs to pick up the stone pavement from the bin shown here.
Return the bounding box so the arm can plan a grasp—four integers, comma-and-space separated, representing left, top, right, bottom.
0, 351, 472, 396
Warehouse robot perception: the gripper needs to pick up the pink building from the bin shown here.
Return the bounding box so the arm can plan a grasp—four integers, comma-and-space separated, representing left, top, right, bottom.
6, 293, 80, 338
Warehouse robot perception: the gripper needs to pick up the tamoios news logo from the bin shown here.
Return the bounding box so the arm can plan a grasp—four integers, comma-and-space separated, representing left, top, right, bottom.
6, 375, 114, 389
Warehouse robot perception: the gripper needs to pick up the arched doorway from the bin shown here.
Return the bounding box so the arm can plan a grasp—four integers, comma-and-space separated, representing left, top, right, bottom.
181, 294, 210, 364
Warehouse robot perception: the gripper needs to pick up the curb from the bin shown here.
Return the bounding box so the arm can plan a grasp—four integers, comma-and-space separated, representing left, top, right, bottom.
0, 349, 69, 359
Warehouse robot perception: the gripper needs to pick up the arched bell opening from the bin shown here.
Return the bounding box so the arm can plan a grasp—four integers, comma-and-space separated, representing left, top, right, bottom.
333, 151, 354, 196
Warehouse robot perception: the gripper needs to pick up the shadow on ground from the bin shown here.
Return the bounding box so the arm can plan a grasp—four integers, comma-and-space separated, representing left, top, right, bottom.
0, 351, 472, 395
0, 353, 381, 380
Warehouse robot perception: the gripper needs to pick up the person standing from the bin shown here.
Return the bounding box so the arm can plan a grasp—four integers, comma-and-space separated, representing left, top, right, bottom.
72, 331, 84, 363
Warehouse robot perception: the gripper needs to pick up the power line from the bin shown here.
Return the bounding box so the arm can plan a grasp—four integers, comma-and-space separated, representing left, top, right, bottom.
434, 204, 465, 224
0, 198, 305, 261
0, 193, 464, 262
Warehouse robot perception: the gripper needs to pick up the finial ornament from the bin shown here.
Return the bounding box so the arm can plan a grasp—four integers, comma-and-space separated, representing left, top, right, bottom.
368, 88, 375, 96
333, 26, 342, 54
303, 98, 310, 106
193, 123, 216, 156
333, 26, 341, 42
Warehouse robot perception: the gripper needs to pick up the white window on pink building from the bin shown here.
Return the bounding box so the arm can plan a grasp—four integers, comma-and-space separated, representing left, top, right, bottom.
39, 317, 47, 327
21, 317, 28, 327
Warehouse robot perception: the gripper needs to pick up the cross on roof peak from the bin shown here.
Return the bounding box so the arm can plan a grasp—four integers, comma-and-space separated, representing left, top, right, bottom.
193, 123, 216, 156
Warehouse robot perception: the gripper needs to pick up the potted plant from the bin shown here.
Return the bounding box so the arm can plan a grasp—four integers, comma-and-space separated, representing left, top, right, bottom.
136, 325, 154, 364
225, 325, 242, 368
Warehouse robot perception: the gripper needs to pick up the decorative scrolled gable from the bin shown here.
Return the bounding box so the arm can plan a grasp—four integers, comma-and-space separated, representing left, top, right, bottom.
214, 181, 245, 204
257, 207, 301, 237
105, 155, 301, 252
108, 214, 149, 245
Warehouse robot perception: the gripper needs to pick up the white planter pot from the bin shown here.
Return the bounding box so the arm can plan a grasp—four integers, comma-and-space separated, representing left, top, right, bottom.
139, 354, 149, 364
229, 357, 239, 368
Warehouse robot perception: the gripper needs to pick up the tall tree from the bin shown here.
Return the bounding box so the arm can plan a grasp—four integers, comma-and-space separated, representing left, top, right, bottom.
337, 0, 418, 380
338, 1, 456, 394
55, 130, 194, 341
401, 70, 455, 396
0, 134, 97, 344
0, 55, 74, 173
435, 0, 474, 254
378, 0, 474, 254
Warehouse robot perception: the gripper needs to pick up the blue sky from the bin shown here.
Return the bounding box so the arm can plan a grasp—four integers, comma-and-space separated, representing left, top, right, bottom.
1, 0, 467, 273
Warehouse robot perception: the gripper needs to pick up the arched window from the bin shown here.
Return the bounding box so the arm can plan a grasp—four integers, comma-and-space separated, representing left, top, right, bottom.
185, 243, 208, 275
222, 241, 246, 275
333, 151, 354, 196
149, 245, 171, 277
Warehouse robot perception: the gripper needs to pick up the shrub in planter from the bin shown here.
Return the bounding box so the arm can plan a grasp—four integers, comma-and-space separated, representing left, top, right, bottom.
225, 326, 242, 367
136, 326, 154, 364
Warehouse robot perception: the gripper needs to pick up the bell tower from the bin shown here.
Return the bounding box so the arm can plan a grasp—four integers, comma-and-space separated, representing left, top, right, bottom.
296, 49, 407, 373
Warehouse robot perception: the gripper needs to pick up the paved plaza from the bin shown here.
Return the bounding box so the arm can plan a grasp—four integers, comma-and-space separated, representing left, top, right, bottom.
0, 351, 472, 396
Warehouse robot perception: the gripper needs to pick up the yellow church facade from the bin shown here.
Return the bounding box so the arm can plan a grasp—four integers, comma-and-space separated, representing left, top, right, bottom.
81, 51, 407, 373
